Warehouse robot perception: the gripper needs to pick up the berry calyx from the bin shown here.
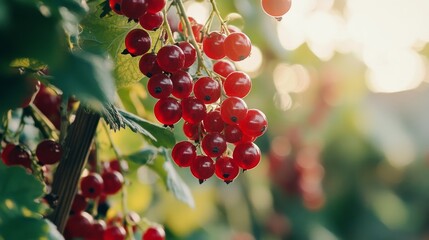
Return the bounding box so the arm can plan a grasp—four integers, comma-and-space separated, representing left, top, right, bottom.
36, 139, 62, 165
147, 73, 173, 99
109, 0, 123, 15
215, 156, 239, 183
190, 155, 215, 183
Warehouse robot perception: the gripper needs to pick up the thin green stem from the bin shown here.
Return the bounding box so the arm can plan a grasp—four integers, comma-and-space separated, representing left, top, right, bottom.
209, 0, 230, 34
59, 96, 69, 145
162, 8, 175, 44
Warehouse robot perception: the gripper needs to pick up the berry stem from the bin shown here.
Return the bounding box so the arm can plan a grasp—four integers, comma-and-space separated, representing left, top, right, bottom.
209, 0, 230, 34
27, 104, 59, 140
162, 8, 175, 44
59, 95, 69, 145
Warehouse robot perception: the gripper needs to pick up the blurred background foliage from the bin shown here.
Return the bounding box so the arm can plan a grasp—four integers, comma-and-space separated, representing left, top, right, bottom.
99, 0, 429, 239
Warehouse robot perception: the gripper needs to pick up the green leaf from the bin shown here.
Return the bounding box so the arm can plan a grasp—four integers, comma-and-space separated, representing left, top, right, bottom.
9, 58, 47, 70
52, 51, 116, 110
0, 216, 64, 240
126, 147, 158, 165
80, 1, 150, 88
118, 110, 175, 148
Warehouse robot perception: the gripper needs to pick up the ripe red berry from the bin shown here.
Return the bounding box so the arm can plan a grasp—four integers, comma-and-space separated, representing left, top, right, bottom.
220, 97, 248, 125
108, 159, 129, 172
102, 170, 124, 195
121, 0, 148, 19
142, 226, 166, 240
224, 71, 252, 98
125, 29, 151, 56
87, 219, 107, 240
203, 32, 226, 60
203, 110, 224, 133
139, 53, 163, 77
178, 41, 197, 69
21, 78, 41, 108
213, 60, 235, 78
147, 73, 173, 99
183, 121, 200, 141
33, 85, 61, 128
181, 97, 207, 124
193, 77, 220, 104
170, 70, 193, 99
224, 32, 252, 61
3, 144, 32, 169
154, 97, 182, 125
239, 109, 268, 138
201, 132, 227, 158
70, 193, 88, 215
156, 45, 185, 73
1, 143, 15, 166
215, 156, 239, 183
80, 173, 104, 199
261, 0, 291, 18
64, 211, 94, 239
104, 225, 126, 240
224, 124, 243, 143
139, 12, 163, 31
233, 142, 261, 170
190, 155, 215, 183
146, 0, 166, 13
172, 141, 196, 167
178, 17, 197, 32
36, 139, 62, 165
109, 0, 123, 15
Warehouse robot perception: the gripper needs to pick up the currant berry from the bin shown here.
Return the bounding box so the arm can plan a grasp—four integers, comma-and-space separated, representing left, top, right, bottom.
36, 139, 62, 165
4, 145, 32, 169
104, 225, 126, 240
64, 211, 93, 239
237, 133, 256, 144
70, 193, 88, 215
142, 226, 166, 240
154, 97, 182, 125
170, 70, 193, 99
193, 77, 220, 104
139, 53, 163, 77
224, 71, 252, 98
178, 17, 197, 32
224, 124, 243, 143
139, 12, 163, 31
147, 73, 173, 99
172, 141, 196, 167
87, 219, 107, 240
102, 170, 124, 195
203, 32, 226, 60
239, 109, 268, 138
183, 121, 200, 141
181, 97, 207, 124
125, 29, 151, 56
156, 45, 185, 73
121, 0, 148, 19
224, 32, 252, 61
201, 132, 227, 157
213, 60, 235, 78
109, 0, 123, 15
261, 0, 291, 18
215, 156, 239, 183
178, 41, 197, 69
220, 97, 248, 125
190, 155, 215, 183
146, 0, 166, 14
192, 24, 204, 43
33, 85, 61, 128
203, 110, 224, 133
108, 159, 129, 172
80, 173, 104, 199
21, 78, 41, 108
233, 142, 261, 170
1, 143, 15, 166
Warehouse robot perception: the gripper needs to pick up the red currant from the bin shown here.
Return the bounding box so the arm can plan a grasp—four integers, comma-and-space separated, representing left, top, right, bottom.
21, 78, 41, 108
215, 156, 239, 183
201, 132, 227, 158
261, 0, 291, 18
125, 29, 151, 56
80, 172, 104, 199
109, 0, 123, 15
1, 143, 15, 166
193, 77, 220, 104
64, 211, 93, 239
170, 70, 193, 99
190, 155, 215, 183
233, 142, 261, 170
220, 97, 248, 125
172, 141, 196, 167
178, 41, 197, 69
139, 53, 163, 77
70, 193, 88, 215
213, 60, 235, 78
224, 71, 252, 98
178, 17, 197, 32
33, 85, 61, 128
35, 139, 62, 165
142, 226, 166, 240
203, 32, 226, 60
181, 97, 207, 124
108, 159, 129, 172
146, 0, 166, 14
121, 0, 148, 19
156, 45, 185, 73
87, 219, 107, 240
102, 170, 124, 195
224, 124, 243, 143
139, 12, 163, 31
104, 225, 126, 240
3, 145, 32, 169
147, 73, 173, 99
154, 97, 182, 125
239, 109, 268, 138
224, 32, 252, 61
183, 121, 200, 141
203, 110, 224, 133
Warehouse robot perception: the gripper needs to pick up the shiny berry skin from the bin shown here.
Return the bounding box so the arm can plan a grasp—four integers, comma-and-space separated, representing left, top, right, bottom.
156, 45, 185, 73
1, 143, 15, 166
121, 0, 148, 19
220, 97, 248, 125
178, 18, 203, 42
3, 145, 32, 168
233, 142, 261, 170
102, 170, 124, 195
181, 97, 206, 124
170, 70, 193, 99
261, 0, 291, 18
215, 156, 239, 183
193, 77, 220, 104
224, 32, 252, 61
109, 0, 123, 15
190, 155, 215, 183
108, 159, 129, 172
224, 124, 243, 143
239, 109, 268, 138
125, 29, 151, 56
142, 226, 166, 240
33, 86, 61, 128
224, 71, 252, 98
70, 193, 88, 214
147, 73, 173, 99
172, 141, 196, 167
64, 211, 93, 239
237, 133, 256, 144
80, 173, 104, 199
35, 139, 62, 165
201, 132, 227, 158
213, 60, 235, 78
139, 12, 163, 31
87, 220, 107, 240
104, 225, 126, 240
203, 32, 226, 60
178, 41, 197, 69
139, 53, 163, 77
203, 110, 224, 133
146, 0, 166, 13
154, 97, 182, 125
183, 121, 200, 140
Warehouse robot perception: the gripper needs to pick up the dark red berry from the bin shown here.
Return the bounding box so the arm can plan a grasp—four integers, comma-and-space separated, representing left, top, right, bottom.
1, 143, 15, 166
87, 219, 107, 240
224, 124, 243, 143
154, 97, 182, 125
215, 156, 239, 183
220, 97, 248, 125
233, 142, 261, 170
121, 0, 148, 19
181, 97, 207, 124
146, 0, 166, 13
203, 32, 226, 60
213, 60, 235, 78
178, 41, 197, 69
70, 193, 88, 214
190, 155, 215, 183
203, 110, 224, 133
142, 226, 166, 240
147, 73, 173, 99
183, 121, 200, 141
4, 145, 32, 169
156, 45, 185, 73
172, 141, 196, 167
201, 132, 227, 158
125, 29, 151, 56
104, 225, 126, 240
170, 70, 193, 99
36, 139, 62, 165
33, 85, 61, 129
139, 53, 163, 77
193, 77, 220, 104
224, 32, 252, 61
108, 159, 129, 172
80, 173, 104, 199
21, 78, 41, 108
224, 71, 252, 98
139, 11, 163, 31
109, 0, 123, 15
102, 170, 124, 195
239, 109, 268, 138
64, 211, 93, 239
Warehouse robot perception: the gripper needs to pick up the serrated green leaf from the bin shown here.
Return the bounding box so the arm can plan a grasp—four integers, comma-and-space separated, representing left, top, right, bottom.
0, 216, 64, 240
80, 1, 151, 88
119, 110, 175, 148
126, 147, 158, 165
